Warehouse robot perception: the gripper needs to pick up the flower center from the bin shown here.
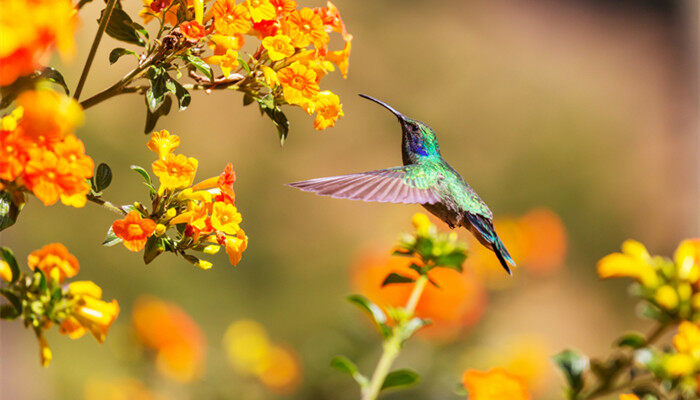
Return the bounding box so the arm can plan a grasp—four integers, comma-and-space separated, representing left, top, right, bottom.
46, 171, 56, 180
302, 23, 311, 32
291, 76, 305, 88
128, 224, 144, 237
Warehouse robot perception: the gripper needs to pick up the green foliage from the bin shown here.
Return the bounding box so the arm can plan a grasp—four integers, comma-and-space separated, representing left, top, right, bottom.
108, 48, 137, 64
381, 273, 414, 287
0, 190, 21, 232
553, 350, 589, 399
616, 332, 647, 349
101, 3, 146, 46
381, 369, 420, 390
143, 236, 165, 264
330, 356, 369, 388
92, 163, 113, 193
347, 294, 390, 338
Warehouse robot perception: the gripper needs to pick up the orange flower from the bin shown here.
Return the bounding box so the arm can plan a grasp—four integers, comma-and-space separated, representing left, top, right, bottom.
224, 229, 248, 265
139, 0, 180, 25
211, 202, 242, 234
132, 296, 206, 382
152, 153, 199, 192
53, 134, 94, 178
27, 243, 79, 282
326, 38, 351, 79
262, 34, 294, 61
208, 33, 245, 54
619, 395, 640, 400
352, 250, 486, 338
63, 281, 120, 343
277, 62, 319, 105
112, 211, 157, 252
518, 208, 567, 275
0, 127, 31, 181
283, 7, 328, 48
270, 0, 295, 14
258, 346, 301, 392
315, 2, 351, 41
23, 149, 84, 206
147, 129, 180, 160
205, 48, 240, 77
245, 0, 276, 23
16, 90, 84, 146
313, 91, 343, 130
180, 21, 210, 41
462, 368, 531, 400
213, 0, 251, 35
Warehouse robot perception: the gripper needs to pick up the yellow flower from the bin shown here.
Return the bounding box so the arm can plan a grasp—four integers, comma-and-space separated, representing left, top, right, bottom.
674, 239, 700, 283
619, 395, 640, 400
0, 260, 13, 282
412, 212, 432, 236
664, 353, 696, 377
152, 153, 199, 192
211, 202, 242, 234
225, 229, 248, 266
245, 0, 276, 23
655, 285, 679, 310
462, 368, 531, 400
313, 91, 343, 130
205, 48, 240, 77
596, 239, 659, 287
260, 65, 278, 87
277, 62, 319, 105
64, 281, 120, 343
223, 319, 271, 375
326, 39, 351, 79
84, 378, 162, 400
209, 33, 244, 54
147, 130, 180, 160
283, 7, 328, 48
674, 321, 700, 358
212, 0, 251, 35
262, 34, 294, 61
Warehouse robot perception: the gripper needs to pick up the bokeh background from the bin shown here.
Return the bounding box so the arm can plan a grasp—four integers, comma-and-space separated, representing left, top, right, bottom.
1, 0, 698, 399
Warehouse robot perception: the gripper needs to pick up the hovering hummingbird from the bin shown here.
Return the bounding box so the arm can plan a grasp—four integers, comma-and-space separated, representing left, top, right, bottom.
288, 94, 515, 275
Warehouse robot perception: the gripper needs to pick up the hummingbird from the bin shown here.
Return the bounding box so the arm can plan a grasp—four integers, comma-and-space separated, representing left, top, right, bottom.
288, 94, 515, 275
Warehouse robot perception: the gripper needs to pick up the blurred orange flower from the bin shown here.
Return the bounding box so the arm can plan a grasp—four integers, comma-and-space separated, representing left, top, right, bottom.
619, 395, 640, 400
16, 90, 84, 145
132, 296, 206, 382
0, 260, 12, 282
27, 242, 79, 282
485, 336, 552, 394
462, 367, 531, 400
84, 378, 165, 400
352, 250, 486, 338
112, 211, 157, 252
61, 281, 120, 343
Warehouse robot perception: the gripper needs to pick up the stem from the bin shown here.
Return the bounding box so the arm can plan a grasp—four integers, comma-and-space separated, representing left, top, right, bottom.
361, 275, 429, 400
86, 194, 127, 215
73, 0, 119, 100
80, 58, 155, 109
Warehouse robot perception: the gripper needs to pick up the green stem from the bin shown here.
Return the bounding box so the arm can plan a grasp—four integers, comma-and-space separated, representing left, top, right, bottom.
73, 0, 119, 100
361, 275, 429, 400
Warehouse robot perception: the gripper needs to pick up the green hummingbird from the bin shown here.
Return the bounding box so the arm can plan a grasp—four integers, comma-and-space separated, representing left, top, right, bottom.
288, 94, 515, 275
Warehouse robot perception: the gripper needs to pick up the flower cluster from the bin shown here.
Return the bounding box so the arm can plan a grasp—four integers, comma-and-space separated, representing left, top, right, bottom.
0, 89, 92, 209
132, 296, 206, 382
0, 0, 77, 86
0, 244, 119, 367
223, 319, 301, 392
108, 130, 247, 269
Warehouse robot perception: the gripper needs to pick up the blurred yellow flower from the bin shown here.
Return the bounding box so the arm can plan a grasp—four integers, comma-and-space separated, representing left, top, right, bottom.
27, 243, 79, 283
262, 34, 294, 61
0, 260, 12, 282
63, 280, 120, 343
619, 395, 640, 400
17, 89, 84, 144
462, 367, 531, 400
489, 337, 551, 393
654, 285, 679, 310
674, 239, 700, 283
147, 130, 180, 160
597, 239, 659, 288
258, 345, 301, 392
664, 353, 695, 377
152, 153, 199, 192
411, 212, 432, 236
37, 330, 52, 367
84, 378, 164, 400
674, 321, 700, 359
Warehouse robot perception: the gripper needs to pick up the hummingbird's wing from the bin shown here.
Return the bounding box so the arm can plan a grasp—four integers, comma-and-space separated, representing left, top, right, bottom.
287, 166, 442, 204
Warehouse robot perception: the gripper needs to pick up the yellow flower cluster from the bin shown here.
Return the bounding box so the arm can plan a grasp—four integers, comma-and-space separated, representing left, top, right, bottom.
598, 239, 700, 318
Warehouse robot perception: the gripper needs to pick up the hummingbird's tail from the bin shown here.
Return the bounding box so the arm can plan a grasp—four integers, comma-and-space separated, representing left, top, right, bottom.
464, 213, 516, 275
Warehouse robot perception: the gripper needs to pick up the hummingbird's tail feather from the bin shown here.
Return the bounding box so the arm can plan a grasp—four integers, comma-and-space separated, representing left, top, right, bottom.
287, 167, 442, 204
465, 212, 515, 275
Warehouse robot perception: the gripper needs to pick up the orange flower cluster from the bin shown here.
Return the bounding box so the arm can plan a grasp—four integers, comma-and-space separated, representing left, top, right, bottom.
132, 296, 206, 383
0, 90, 92, 207
0, 0, 77, 86
352, 250, 487, 338
223, 319, 301, 393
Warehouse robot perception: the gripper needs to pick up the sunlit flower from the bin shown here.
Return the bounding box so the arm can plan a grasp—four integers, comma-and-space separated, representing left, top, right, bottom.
655, 285, 679, 310
224, 229, 248, 266
208, 33, 245, 54
597, 239, 660, 288
53, 134, 94, 178
352, 250, 486, 338
139, 0, 178, 25
213, 0, 251, 35
147, 129, 180, 160
132, 296, 206, 382
152, 153, 199, 192
283, 7, 328, 48
210, 202, 242, 234
315, 1, 351, 41
251, 19, 280, 38
16, 90, 84, 145
260, 65, 278, 87
0, 127, 31, 181
245, 0, 275, 23
277, 62, 319, 105
205, 48, 239, 77
63, 280, 120, 343
462, 368, 531, 400
262, 34, 294, 61
180, 21, 210, 41
312, 91, 343, 130
27, 243, 79, 282
674, 321, 700, 359
674, 239, 700, 284
112, 211, 157, 252
270, 0, 295, 14
23, 149, 84, 206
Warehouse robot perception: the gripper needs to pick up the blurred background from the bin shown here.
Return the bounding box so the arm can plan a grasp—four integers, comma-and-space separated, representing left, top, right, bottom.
1, 0, 698, 399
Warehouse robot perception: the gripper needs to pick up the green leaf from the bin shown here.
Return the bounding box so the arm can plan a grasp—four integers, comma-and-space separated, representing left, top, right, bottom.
144, 94, 173, 133
168, 77, 191, 110
130, 165, 153, 186
616, 332, 647, 349
146, 66, 168, 113
0, 247, 20, 284
242, 93, 254, 106
435, 251, 467, 272
101, 7, 146, 46
381, 369, 419, 390
143, 236, 165, 264
40, 68, 70, 94
94, 163, 113, 192
185, 55, 213, 81
102, 226, 123, 247
261, 106, 289, 145
552, 350, 589, 394
401, 317, 431, 340
0, 290, 22, 316
330, 355, 369, 389
237, 55, 251, 74
0, 191, 21, 232
381, 273, 415, 287
0, 304, 19, 319
347, 294, 390, 337
109, 47, 137, 64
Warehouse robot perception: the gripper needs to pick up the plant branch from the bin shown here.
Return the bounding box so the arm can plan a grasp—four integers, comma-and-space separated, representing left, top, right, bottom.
86, 194, 126, 215
361, 274, 429, 400
73, 0, 119, 100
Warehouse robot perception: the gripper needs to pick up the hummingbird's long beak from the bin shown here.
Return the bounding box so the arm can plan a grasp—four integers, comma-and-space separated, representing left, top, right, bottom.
358, 94, 406, 121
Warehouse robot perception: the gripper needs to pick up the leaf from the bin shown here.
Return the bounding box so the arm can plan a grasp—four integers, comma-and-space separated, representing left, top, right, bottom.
347, 294, 390, 337
109, 47, 137, 64
381, 369, 419, 390
144, 94, 173, 133
330, 355, 369, 389
94, 163, 113, 192
101, 7, 146, 46
381, 273, 415, 287
130, 165, 153, 187
0, 247, 20, 284
616, 332, 647, 349
242, 93, 254, 106
102, 226, 123, 247
185, 55, 213, 81
0, 304, 19, 319
0, 290, 22, 316
40, 68, 69, 94
145, 66, 168, 113
435, 251, 467, 272
552, 350, 589, 394
168, 77, 191, 110
237, 55, 251, 74
261, 106, 289, 145
143, 236, 165, 264
401, 317, 431, 340
0, 191, 21, 232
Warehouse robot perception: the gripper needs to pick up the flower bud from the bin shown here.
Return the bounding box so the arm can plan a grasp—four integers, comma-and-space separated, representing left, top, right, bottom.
196, 260, 213, 270
202, 245, 220, 255
155, 224, 167, 236
165, 208, 177, 219
654, 285, 679, 310
0, 260, 13, 282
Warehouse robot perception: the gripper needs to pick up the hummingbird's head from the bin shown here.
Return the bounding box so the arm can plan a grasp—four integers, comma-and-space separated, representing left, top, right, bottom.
359, 94, 440, 157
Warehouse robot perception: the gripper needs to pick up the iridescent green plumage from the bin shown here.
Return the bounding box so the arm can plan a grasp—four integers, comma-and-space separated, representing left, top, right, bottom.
289, 95, 515, 274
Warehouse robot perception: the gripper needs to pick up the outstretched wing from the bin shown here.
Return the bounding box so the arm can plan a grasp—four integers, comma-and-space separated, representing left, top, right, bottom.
287, 166, 442, 204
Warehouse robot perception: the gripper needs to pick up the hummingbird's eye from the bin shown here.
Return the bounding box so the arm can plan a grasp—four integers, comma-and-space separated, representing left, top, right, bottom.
411, 125, 419, 133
